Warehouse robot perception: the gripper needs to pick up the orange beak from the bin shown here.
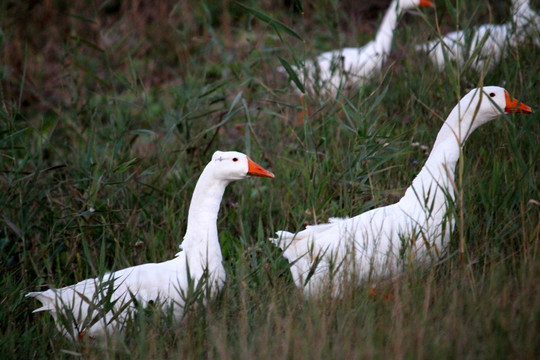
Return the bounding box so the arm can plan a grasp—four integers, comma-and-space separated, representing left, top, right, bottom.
418, 0, 435, 7
504, 90, 532, 114
247, 157, 275, 178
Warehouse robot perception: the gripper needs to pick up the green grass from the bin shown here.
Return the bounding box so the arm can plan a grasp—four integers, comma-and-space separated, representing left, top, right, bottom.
1, 0, 539, 358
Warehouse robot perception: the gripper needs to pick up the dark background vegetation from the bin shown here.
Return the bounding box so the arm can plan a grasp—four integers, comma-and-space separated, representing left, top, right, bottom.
1, 0, 539, 358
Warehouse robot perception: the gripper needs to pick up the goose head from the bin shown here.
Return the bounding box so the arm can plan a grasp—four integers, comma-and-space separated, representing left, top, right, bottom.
209, 151, 274, 181
397, 0, 434, 11
463, 86, 531, 123
445, 86, 532, 140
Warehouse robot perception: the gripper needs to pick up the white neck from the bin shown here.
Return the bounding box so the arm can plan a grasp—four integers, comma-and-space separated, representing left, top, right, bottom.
405, 100, 480, 206
374, 1, 400, 54
182, 167, 229, 251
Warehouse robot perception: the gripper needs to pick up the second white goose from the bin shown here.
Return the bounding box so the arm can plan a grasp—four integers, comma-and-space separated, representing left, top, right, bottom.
272, 86, 531, 296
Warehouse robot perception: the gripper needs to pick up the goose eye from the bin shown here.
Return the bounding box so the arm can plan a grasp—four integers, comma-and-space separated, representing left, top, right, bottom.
489, 92, 495, 97
232, 158, 238, 162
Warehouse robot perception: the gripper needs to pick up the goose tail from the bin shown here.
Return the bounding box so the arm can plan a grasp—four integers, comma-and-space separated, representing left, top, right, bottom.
26, 290, 57, 313
270, 230, 296, 250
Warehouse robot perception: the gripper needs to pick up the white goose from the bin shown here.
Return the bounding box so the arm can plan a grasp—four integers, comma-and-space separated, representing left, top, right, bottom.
285, 0, 433, 98
512, 0, 540, 47
272, 87, 531, 296
27, 151, 274, 340
416, 0, 540, 72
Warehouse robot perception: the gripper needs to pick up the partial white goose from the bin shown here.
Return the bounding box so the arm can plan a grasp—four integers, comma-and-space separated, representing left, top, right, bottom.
415, 23, 511, 72
284, 0, 433, 98
512, 0, 540, 47
416, 0, 540, 72
27, 151, 274, 340
272, 87, 531, 296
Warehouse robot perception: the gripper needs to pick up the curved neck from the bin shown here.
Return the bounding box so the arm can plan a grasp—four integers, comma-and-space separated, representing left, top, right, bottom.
430, 99, 482, 153
183, 167, 229, 248
374, 1, 400, 54
405, 102, 478, 205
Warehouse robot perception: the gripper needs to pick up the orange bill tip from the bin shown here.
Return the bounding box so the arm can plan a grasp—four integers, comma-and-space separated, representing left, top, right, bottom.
247, 157, 275, 178
504, 90, 532, 114
419, 0, 435, 7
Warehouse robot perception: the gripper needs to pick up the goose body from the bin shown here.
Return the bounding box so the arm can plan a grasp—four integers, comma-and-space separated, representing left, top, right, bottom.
284, 0, 433, 98
272, 87, 531, 296
416, 24, 512, 72
416, 0, 540, 72
512, 0, 540, 47
27, 151, 274, 340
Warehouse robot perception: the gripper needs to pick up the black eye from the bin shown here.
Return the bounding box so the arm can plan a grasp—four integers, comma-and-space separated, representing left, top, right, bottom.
232, 158, 238, 162
489, 92, 495, 97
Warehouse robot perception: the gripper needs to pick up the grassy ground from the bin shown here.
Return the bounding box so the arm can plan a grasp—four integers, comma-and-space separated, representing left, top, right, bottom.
1, 0, 539, 358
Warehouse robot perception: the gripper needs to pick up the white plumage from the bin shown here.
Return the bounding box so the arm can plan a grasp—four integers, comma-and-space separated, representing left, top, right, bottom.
512, 0, 540, 47
26, 151, 274, 340
271, 87, 531, 296
416, 24, 511, 72
282, 0, 434, 98
416, 0, 540, 72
